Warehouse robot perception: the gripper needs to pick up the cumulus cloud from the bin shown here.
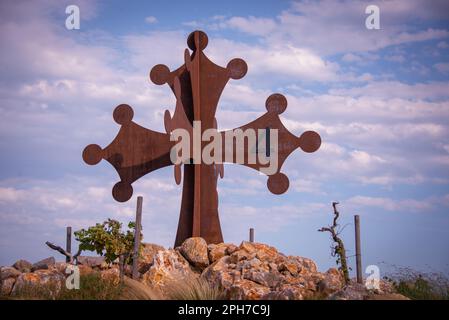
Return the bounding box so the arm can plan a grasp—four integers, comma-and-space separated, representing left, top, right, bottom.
223, 16, 277, 36
344, 194, 447, 212
145, 16, 158, 24
213, 0, 449, 55
434, 63, 449, 74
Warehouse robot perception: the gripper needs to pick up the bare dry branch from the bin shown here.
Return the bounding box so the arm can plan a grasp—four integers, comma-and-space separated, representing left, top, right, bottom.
45, 241, 82, 264
318, 202, 350, 284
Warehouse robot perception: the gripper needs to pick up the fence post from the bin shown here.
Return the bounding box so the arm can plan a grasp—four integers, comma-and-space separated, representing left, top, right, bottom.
354, 215, 363, 284
0, 266, 3, 294
249, 228, 254, 243
132, 196, 143, 279
66, 226, 72, 263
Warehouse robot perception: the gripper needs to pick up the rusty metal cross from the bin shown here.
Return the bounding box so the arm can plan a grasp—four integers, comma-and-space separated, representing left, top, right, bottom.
82, 31, 321, 247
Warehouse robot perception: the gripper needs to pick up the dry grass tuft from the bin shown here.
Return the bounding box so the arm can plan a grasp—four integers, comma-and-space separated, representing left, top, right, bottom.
164, 274, 225, 300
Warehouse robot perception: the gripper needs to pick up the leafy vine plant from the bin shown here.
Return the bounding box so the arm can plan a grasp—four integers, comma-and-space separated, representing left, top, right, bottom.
74, 219, 140, 265
46, 219, 142, 281
318, 202, 350, 284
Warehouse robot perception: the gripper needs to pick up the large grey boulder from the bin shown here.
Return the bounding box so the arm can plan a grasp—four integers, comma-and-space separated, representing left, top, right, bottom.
1, 277, 16, 296
77, 256, 106, 268
32, 257, 56, 271
12, 259, 33, 273
179, 237, 209, 270
1, 266, 21, 280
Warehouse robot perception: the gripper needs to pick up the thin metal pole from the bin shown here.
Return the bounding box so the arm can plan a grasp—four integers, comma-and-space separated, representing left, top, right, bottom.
354, 215, 363, 284
66, 226, 72, 263
249, 228, 254, 243
132, 196, 143, 279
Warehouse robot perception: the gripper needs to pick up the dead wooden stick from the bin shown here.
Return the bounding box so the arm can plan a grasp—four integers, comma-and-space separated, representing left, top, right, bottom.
45, 241, 82, 264
318, 202, 350, 284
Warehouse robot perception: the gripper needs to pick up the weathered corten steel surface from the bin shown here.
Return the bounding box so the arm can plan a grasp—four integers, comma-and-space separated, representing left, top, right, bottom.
83, 30, 321, 247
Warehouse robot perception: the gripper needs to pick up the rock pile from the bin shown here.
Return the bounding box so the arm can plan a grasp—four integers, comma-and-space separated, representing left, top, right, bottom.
1, 238, 404, 300
0, 254, 115, 296
142, 238, 346, 299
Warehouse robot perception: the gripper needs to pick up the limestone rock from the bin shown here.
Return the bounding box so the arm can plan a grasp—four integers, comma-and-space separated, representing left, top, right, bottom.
208, 243, 229, 263
12, 259, 33, 273
53, 262, 69, 274
139, 243, 165, 274
228, 279, 271, 300
289, 256, 318, 274
278, 260, 299, 276
199, 240, 334, 300
202, 256, 237, 289
243, 269, 282, 288
263, 284, 306, 300
32, 257, 56, 271
229, 249, 253, 264
12, 269, 65, 296
1, 266, 21, 280
329, 279, 406, 300
226, 244, 238, 255
239, 242, 278, 262
329, 280, 407, 300
328, 283, 370, 300
179, 237, 209, 269
52, 262, 94, 277
77, 256, 106, 269
1, 277, 16, 296
142, 249, 198, 291
317, 268, 345, 294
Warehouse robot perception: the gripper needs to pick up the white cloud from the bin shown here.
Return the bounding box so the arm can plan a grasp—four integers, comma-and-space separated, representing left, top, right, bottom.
0, 187, 24, 202
215, 1, 449, 55
345, 195, 434, 212
437, 41, 449, 49
434, 62, 449, 74
342, 53, 363, 62
350, 150, 386, 166
207, 39, 340, 82
145, 16, 158, 24
357, 174, 427, 186
291, 179, 324, 195
224, 16, 276, 36
385, 54, 405, 63
328, 81, 449, 100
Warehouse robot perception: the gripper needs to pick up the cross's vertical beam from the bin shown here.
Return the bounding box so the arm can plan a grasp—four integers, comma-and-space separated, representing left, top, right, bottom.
354, 215, 363, 284
192, 32, 202, 238
132, 196, 143, 279
66, 226, 72, 263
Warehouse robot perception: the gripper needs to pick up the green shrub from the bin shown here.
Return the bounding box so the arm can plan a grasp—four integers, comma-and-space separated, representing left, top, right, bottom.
74, 219, 141, 265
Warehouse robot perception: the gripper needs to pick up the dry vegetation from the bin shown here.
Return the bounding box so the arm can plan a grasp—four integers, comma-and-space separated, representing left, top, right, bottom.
3, 272, 225, 300
164, 274, 225, 300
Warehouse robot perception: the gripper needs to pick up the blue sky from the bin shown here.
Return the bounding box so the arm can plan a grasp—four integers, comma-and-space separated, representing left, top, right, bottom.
1, 0, 449, 276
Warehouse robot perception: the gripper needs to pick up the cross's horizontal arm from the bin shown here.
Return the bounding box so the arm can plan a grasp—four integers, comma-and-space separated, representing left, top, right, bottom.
82, 104, 174, 202
217, 94, 321, 194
